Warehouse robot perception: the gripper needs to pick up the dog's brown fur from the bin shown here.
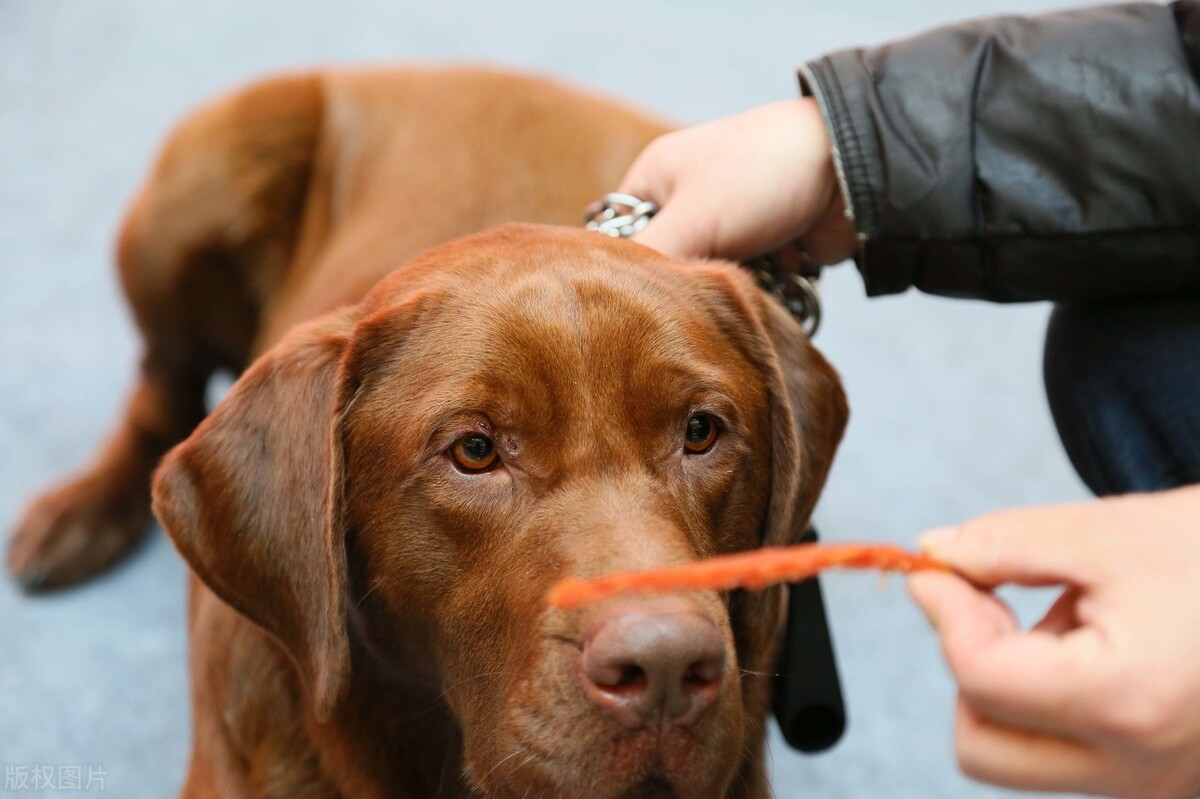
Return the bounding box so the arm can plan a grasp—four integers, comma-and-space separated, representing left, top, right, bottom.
9, 67, 846, 798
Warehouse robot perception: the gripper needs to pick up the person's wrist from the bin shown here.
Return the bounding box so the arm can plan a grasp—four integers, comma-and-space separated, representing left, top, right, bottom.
798, 186, 858, 265
785, 98, 857, 265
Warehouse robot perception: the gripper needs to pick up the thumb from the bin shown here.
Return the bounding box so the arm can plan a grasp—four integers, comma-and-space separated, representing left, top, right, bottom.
908, 571, 1018, 644
919, 502, 1113, 589
630, 198, 716, 260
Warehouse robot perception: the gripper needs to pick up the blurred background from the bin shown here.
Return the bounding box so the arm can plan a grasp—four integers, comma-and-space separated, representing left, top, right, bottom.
1, 1, 1095, 796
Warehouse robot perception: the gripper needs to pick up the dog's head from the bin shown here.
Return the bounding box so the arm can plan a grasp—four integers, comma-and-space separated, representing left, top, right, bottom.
152, 224, 846, 798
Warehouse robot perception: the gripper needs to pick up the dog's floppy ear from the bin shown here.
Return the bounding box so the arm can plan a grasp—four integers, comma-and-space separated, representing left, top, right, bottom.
755, 294, 848, 547
152, 309, 355, 723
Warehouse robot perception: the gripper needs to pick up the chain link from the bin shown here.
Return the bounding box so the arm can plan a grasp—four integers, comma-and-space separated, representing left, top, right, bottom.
583, 193, 660, 238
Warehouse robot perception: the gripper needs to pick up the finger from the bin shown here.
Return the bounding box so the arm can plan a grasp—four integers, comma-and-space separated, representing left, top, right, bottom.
918, 500, 1116, 588
1032, 587, 1081, 636
616, 136, 678, 213
615, 167, 659, 208
954, 699, 1115, 796
909, 572, 1105, 737
629, 199, 716, 260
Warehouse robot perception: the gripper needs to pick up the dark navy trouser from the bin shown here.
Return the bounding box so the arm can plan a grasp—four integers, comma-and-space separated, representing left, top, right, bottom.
1044, 294, 1200, 496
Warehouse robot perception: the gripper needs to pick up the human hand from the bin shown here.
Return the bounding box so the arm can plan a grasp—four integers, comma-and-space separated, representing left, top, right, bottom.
617, 98, 857, 263
908, 485, 1200, 799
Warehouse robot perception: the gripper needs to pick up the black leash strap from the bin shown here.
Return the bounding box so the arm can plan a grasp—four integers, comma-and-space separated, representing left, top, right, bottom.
771, 527, 847, 753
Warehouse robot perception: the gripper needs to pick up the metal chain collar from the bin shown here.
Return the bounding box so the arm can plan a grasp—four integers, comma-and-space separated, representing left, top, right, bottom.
584, 192, 821, 337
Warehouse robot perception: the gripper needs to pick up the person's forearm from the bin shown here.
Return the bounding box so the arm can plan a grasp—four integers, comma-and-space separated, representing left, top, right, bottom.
802, 1, 1200, 302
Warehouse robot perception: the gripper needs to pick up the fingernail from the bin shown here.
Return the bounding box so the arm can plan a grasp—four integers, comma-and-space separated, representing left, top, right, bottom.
917, 526, 959, 558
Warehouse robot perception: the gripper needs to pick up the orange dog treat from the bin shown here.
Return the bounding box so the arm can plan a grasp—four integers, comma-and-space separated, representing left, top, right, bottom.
547, 543, 947, 610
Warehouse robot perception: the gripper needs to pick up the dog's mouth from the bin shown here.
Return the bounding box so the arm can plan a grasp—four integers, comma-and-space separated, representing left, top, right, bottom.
470, 724, 729, 799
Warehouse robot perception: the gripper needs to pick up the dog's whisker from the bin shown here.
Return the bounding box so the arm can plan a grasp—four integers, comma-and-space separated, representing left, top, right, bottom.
518, 761, 542, 799
737, 667, 780, 686
739, 668, 779, 678
437, 670, 523, 704
732, 715, 759, 796
481, 745, 529, 782
354, 579, 384, 608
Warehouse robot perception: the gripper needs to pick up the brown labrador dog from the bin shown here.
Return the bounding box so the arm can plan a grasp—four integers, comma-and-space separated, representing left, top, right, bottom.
9, 68, 846, 798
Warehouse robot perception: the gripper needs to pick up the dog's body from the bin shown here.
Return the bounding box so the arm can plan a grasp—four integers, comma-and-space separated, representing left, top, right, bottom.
9, 68, 846, 798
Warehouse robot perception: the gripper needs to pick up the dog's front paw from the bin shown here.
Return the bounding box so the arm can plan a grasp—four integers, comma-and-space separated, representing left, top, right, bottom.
7, 472, 150, 593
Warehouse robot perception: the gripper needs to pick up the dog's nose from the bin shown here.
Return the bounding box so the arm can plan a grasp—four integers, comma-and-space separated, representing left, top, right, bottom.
581, 599, 726, 728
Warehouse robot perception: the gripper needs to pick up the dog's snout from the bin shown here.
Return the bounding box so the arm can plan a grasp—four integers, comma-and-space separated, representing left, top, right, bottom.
581, 599, 726, 728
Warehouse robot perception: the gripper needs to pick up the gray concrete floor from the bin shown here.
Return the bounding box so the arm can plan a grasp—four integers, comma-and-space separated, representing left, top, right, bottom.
1, 1, 1096, 796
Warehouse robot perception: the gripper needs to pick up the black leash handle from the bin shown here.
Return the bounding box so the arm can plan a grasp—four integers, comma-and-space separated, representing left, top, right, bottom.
772, 527, 847, 753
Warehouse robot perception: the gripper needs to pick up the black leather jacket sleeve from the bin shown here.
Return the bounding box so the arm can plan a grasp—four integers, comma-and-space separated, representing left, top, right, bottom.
800, 1, 1200, 301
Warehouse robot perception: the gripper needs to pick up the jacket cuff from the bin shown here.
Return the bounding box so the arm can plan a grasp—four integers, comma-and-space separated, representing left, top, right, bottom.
799, 55, 907, 296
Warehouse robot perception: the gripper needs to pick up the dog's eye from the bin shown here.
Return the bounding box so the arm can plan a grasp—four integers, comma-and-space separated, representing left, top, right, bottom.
450, 433, 500, 473
684, 413, 719, 454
